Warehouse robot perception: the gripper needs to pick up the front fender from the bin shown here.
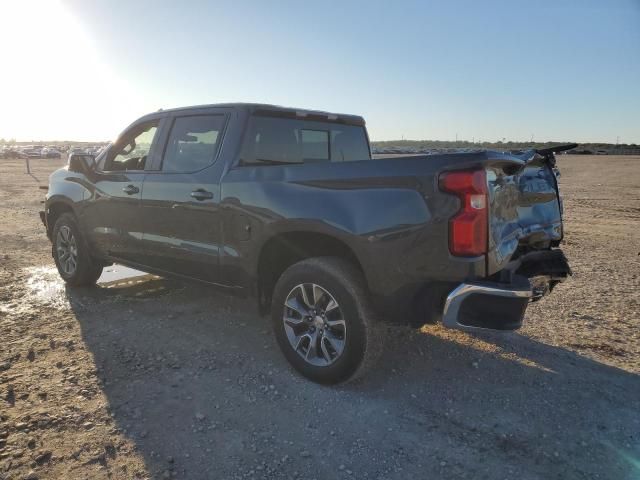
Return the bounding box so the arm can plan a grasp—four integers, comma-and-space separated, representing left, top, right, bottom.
45, 168, 91, 232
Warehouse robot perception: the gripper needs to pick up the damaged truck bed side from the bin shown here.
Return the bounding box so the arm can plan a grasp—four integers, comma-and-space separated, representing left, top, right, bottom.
41, 103, 572, 383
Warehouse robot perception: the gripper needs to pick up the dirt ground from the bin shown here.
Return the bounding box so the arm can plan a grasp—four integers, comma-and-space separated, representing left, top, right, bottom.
0, 155, 638, 480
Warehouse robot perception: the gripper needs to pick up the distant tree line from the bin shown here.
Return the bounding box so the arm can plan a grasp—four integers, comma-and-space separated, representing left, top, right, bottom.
1, 137, 637, 153
371, 139, 637, 152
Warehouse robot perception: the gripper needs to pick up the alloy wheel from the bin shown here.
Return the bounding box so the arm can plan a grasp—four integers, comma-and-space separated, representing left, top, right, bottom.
283, 283, 347, 366
56, 225, 78, 276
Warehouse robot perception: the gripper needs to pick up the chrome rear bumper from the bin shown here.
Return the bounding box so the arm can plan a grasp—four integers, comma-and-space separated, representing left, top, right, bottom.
442, 249, 571, 332
442, 280, 532, 332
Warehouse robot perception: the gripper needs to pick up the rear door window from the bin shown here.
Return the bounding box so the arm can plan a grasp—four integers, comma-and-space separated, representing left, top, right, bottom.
239, 116, 370, 166
162, 115, 226, 172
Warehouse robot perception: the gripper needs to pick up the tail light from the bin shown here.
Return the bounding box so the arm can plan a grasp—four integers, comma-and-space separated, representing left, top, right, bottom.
439, 169, 488, 256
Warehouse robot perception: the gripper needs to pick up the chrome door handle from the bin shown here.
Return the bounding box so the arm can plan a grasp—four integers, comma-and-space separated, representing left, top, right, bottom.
190, 189, 213, 201
123, 184, 139, 195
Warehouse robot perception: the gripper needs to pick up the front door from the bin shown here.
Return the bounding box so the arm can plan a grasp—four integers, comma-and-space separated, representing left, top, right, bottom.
138, 112, 228, 283
82, 119, 162, 262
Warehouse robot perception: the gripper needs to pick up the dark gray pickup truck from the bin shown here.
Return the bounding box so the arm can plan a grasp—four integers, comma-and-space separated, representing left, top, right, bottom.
41, 103, 571, 383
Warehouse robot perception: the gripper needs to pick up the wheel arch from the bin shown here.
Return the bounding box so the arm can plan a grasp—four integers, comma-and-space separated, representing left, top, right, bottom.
256, 231, 365, 314
45, 196, 76, 238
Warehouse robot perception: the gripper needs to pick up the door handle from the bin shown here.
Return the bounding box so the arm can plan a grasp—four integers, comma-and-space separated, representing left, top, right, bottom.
190, 189, 213, 201
123, 184, 139, 195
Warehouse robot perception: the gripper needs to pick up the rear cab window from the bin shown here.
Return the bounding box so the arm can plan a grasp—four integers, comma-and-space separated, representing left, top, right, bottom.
301, 129, 329, 161
239, 115, 370, 166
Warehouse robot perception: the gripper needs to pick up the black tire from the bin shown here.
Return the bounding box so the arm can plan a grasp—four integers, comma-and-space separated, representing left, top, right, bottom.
51, 213, 103, 286
271, 257, 381, 384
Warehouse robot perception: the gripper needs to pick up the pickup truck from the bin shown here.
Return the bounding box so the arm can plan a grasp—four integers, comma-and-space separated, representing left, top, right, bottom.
41, 103, 572, 383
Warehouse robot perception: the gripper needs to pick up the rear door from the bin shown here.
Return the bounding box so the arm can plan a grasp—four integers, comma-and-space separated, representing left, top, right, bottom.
138, 109, 229, 283
82, 119, 164, 261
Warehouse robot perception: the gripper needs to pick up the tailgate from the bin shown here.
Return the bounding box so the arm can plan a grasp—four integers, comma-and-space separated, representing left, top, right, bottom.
486, 147, 569, 275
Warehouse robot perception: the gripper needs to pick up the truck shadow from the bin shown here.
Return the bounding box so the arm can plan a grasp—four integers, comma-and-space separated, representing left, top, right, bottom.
65, 278, 640, 480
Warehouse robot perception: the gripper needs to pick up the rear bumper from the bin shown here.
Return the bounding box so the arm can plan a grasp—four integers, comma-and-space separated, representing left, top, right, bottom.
442, 248, 571, 332
442, 278, 532, 331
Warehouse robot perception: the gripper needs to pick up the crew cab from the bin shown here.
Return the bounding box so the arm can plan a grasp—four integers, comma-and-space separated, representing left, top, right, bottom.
41, 103, 571, 383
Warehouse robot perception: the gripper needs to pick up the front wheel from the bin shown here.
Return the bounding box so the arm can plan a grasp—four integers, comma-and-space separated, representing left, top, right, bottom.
271, 257, 381, 384
52, 213, 103, 286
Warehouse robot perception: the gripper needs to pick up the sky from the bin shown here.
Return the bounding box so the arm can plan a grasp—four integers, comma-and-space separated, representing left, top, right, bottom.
0, 0, 638, 143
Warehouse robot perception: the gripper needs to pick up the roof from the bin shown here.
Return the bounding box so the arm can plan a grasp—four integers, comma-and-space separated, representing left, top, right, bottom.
154, 103, 366, 126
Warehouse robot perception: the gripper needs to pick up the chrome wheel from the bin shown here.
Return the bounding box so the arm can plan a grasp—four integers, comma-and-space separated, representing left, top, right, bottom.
283, 283, 346, 366
56, 225, 78, 276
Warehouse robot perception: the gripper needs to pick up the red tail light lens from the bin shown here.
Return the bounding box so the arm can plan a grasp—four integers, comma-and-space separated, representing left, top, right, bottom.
439, 169, 488, 256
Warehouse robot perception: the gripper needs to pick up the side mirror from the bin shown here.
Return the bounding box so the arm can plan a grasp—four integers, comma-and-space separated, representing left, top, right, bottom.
68, 153, 96, 174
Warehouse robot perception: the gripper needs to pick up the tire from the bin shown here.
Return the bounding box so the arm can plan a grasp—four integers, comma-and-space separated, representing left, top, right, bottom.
271, 257, 382, 384
51, 213, 103, 286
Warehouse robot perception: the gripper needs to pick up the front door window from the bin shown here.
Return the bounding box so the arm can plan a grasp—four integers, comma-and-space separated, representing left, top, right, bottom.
104, 122, 158, 171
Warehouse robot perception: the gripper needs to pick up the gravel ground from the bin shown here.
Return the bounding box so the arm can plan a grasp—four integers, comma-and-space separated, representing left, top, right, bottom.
1, 155, 639, 480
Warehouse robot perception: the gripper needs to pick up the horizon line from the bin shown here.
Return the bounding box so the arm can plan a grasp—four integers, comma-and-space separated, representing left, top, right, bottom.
1, 138, 637, 146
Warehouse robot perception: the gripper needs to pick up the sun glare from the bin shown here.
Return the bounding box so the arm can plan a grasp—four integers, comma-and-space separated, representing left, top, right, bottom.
0, 0, 135, 141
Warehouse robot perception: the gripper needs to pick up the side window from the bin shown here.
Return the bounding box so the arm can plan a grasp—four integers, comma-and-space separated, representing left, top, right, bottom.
104, 122, 158, 171
162, 115, 225, 172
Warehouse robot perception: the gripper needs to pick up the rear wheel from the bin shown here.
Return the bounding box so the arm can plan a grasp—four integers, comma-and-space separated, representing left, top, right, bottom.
271, 257, 381, 384
52, 213, 103, 286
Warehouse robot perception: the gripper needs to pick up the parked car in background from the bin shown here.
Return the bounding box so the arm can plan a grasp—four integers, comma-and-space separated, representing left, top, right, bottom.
1, 148, 23, 159
22, 147, 42, 159
42, 148, 62, 159
41, 103, 572, 383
